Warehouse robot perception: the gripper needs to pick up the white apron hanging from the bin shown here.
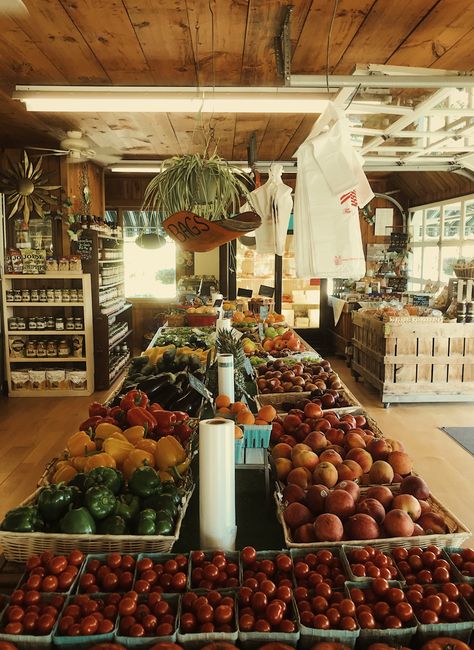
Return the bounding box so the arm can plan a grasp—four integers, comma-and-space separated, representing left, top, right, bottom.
294, 103, 373, 279
245, 164, 293, 256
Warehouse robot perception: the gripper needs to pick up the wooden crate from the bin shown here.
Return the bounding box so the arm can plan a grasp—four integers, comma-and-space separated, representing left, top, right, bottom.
351, 312, 474, 405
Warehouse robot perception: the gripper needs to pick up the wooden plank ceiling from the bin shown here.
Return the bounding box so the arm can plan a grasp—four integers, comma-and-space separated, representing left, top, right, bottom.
0, 0, 473, 161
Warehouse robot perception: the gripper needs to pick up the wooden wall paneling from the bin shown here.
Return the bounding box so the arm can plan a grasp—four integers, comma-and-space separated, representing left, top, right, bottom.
334, 0, 439, 73
59, 0, 154, 83
123, 0, 196, 85
292, 0, 375, 74
232, 114, 270, 161
186, 0, 248, 86
66, 162, 105, 216
257, 114, 306, 160
387, 0, 474, 69
391, 171, 474, 206
11, 1, 109, 83
279, 114, 317, 160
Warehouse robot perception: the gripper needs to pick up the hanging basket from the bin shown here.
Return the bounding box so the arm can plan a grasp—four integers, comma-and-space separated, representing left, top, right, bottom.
162, 210, 262, 252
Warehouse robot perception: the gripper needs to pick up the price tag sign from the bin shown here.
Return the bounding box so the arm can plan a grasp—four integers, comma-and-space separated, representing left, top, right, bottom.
237, 288, 253, 298
259, 285, 275, 298
231, 327, 244, 340
413, 294, 430, 307
258, 323, 264, 339
213, 298, 223, 308
244, 357, 254, 377
259, 305, 269, 320
188, 373, 213, 403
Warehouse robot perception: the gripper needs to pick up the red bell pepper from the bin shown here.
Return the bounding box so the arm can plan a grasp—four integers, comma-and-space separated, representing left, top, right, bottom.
120, 389, 149, 411
126, 406, 157, 432
154, 410, 177, 431
173, 422, 193, 443
79, 415, 103, 433
88, 401, 109, 418
109, 406, 126, 425
147, 403, 163, 414
173, 411, 190, 423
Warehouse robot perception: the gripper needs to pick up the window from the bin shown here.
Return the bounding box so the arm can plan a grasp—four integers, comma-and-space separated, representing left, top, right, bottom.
108, 209, 177, 299
408, 194, 474, 290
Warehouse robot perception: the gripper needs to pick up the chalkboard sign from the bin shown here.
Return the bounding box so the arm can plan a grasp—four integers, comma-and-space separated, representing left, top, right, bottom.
75, 237, 93, 261
259, 305, 269, 320
188, 373, 213, 402
387, 276, 408, 292
413, 294, 430, 307
237, 288, 253, 298
213, 298, 223, 308
388, 232, 408, 253
259, 284, 275, 297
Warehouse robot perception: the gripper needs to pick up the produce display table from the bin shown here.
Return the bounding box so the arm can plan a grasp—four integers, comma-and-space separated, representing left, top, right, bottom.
352, 312, 474, 406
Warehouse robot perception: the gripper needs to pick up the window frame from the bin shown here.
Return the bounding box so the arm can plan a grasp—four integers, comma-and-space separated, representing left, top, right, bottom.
408, 193, 474, 290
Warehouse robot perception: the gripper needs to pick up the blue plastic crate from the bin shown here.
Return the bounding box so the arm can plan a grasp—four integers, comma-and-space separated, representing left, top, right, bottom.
53, 592, 117, 649
242, 424, 272, 448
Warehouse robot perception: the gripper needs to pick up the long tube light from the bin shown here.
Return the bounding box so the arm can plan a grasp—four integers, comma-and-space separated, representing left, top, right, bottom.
110, 161, 252, 173
13, 86, 332, 113
290, 74, 474, 88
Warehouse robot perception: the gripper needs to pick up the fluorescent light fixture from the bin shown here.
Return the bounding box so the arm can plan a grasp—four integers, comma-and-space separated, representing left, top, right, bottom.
13, 85, 331, 114
110, 161, 252, 173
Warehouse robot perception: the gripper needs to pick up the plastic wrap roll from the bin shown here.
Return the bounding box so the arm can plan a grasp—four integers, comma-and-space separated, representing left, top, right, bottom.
199, 418, 237, 549
216, 318, 231, 331
217, 353, 234, 402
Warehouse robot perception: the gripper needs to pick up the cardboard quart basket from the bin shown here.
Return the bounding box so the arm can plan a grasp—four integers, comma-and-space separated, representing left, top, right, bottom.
275, 489, 471, 552
0, 482, 195, 562
257, 386, 361, 415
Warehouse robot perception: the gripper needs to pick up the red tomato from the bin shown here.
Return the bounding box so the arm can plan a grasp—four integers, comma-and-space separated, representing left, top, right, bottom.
129, 623, 145, 637
442, 601, 460, 622
239, 613, 255, 631
339, 599, 356, 617
87, 559, 101, 574
254, 618, 271, 632
276, 554, 292, 573
102, 573, 119, 592
121, 555, 136, 571
67, 550, 85, 566
6, 606, 24, 622
358, 610, 375, 629
180, 612, 197, 633
420, 609, 439, 624
26, 555, 42, 571
119, 597, 137, 617
80, 615, 99, 636
57, 571, 75, 591
395, 602, 413, 622
385, 615, 402, 629
36, 613, 55, 635
278, 619, 296, 632
372, 578, 390, 597
196, 604, 214, 624
4, 622, 23, 635
421, 638, 471, 650
313, 614, 330, 630
97, 619, 115, 634
265, 602, 284, 626
250, 592, 267, 612
21, 612, 38, 633
49, 556, 67, 575
386, 588, 405, 605
241, 547, 257, 566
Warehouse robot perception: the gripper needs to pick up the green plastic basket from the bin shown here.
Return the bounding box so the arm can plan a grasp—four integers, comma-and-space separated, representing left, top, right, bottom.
135, 552, 190, 593
238, 594, 300, 649
442, 547, 474, 584
235, 438, 245, 464
242, 424, 272, 448
75, 552, 138, 593
177, 592, 238, 649
16, 555, 85, 595
53, 592, 118, 649
115, 593, 180, 647
413, 593, 474, 643
345, 580, 417, 649
341, 544, 405, 584
296, 595, 360, 650
0, 592, 66, 649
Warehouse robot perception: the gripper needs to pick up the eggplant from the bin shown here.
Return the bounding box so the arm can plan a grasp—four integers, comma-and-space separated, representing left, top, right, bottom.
148, 383, 182, 409
172, 389, 203, 416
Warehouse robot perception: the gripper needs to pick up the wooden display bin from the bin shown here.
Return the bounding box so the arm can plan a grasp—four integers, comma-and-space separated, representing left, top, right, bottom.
351, 312, 474, 406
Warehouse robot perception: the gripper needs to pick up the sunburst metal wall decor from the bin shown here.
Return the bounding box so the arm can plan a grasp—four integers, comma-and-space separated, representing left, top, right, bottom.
0, 150, 61, 224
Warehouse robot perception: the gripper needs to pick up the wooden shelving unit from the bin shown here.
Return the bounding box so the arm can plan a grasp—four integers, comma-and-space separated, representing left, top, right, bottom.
1, 273, 94, 396
74, 230, 132, 390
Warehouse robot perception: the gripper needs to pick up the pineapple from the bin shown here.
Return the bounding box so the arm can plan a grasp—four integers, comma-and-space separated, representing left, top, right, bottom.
215, 329, 248, 398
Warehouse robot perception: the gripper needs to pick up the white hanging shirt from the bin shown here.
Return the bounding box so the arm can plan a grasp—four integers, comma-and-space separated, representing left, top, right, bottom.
294, 105, 373, 279
246, 173, 293, 256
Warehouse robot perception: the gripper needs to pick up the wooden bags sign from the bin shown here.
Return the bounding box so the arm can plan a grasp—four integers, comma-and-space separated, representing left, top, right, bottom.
162, 210, 262, 252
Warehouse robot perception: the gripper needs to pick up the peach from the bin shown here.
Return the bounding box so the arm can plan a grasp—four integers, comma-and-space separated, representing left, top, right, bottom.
400, 475, 429, 500
346, 513, 381, 540
283, 502, 313, 530
271, 443, 293, 460
292, 449, 319, 472
282, 483, 306, 505
326, 428, 345, 446
313, 513, 344, 542
294, 523, 317, 543
275, 458, 293, 482
344, 432, 366, 450
305, 484, 329, 515
362, 433, 375, 446
283, 414, 302, 433
304, 431, 328, 452
413, 523, 424, 536
383, 509, 415, 537
341, 414, 357, 428
368, 460, 394, 485
312, 461, 339, 488
356, 498, 386, 524
388, 451, 412, 476
336, 480, 360, 502
418, 512, 448, 534
392, 494, 421, 521
325, 489, 356, 520
287, 467, 312, 490
367, 438, 391, 461
386, 438, 405, 453
419, 500, 431, 515
291, 443, 312, 459
279, 434, 297, 447
295, 423, 312, 443
354, 415, 367, 427
366, 485, 394, 510
337, 460, 363, 482
318, 449, 343, 466
304, 402, 323, 419
346, 448, 373, 473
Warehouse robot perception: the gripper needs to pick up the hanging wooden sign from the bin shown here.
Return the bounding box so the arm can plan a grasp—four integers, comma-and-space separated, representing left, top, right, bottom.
162, 210, 262, 253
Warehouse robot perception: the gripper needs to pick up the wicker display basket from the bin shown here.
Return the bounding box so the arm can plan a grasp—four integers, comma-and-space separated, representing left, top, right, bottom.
0, 484, 195, 562
275, 489, 471, 552
257, 387, 360, 414
454, 263, 474, 279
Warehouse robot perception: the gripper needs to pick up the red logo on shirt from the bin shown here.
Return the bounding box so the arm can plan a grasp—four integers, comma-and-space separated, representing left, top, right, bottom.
340, 189, 358, 213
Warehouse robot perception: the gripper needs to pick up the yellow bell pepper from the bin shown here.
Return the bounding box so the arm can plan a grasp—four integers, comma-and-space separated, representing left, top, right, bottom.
122, 449, 155, 480
52, 462, 77, 484
154, 435, 187, 472
103, 437, 135, 466
122, 426, 145, 446
158, 470, 174, 483
136, 438, 157, 454
94, 422, 123, 440
84, 452, 116, 473
66, 431, 96, 457
70, 456, 88, 471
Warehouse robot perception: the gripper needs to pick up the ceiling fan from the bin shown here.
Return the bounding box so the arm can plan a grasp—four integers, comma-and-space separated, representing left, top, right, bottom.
28, 131, 123, 166
0, 0, 28, 15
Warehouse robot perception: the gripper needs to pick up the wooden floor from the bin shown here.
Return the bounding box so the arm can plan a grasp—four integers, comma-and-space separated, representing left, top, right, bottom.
0, 359, 473, 545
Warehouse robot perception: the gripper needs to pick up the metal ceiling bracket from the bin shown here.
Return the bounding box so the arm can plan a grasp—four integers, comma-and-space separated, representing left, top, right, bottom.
275, 5, 293, 85
247, 131, 257, 168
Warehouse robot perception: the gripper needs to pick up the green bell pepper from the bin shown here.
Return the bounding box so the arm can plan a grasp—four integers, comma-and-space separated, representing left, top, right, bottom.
143, 493, 177, 518
113, 492, 140, 522
97, 515, 127, 535
1, 506, 44, 533
160, 482, 181, 505
68, 472, 88, 492
59, 507, 96, 534
84, 467, 123, 495
128, 466, 161, 499
155, 512, 174, 535
37, 483, 76, 522
84, 486, 116, 520
136, 508, 156, 535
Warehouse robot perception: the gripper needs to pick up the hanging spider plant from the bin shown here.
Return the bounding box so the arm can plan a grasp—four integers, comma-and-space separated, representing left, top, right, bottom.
0, 150, 60, 224
142, 151, 254, 225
